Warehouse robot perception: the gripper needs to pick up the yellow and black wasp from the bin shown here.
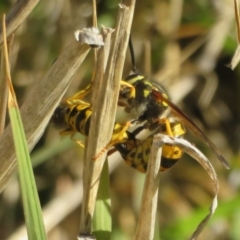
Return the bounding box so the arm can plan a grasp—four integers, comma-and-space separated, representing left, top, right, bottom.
52, 36, 229, 170
51, 38, 167, 157
52, 94, 186, 172
52, 98, 131, 156
116, 37, 229, 169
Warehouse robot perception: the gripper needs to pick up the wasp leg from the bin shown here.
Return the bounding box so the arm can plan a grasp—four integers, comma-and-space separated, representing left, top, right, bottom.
93, 121, 131, 160
65, 70, 97, 104
65, 87, 92, 106
66, 99, 91, 107
120, 80, 136, 99
59, 129, 85, 148
158, 118, 185, 137
159, 118, 174, 136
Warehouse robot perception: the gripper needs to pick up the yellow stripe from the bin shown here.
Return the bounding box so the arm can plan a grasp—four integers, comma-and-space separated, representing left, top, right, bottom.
126, 75, 144, 84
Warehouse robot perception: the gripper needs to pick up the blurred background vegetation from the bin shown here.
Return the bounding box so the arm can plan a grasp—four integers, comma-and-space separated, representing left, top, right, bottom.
1, 0, 240, 239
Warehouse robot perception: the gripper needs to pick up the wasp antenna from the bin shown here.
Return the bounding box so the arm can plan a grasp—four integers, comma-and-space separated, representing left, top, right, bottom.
129, 35, 139, 74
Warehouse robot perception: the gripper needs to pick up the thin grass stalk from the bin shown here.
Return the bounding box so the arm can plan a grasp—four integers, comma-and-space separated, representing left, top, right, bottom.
0, 36, 91, 193
0, 47, 8, 135
197, 5, 233, 72
92, 0, 98, 63
234, 0, 240, 44
230, 0, 240, 69
0, 0, 39, 46
0, 35, 14, 135
135, 135, 162, 240
79, 28, 113, 237
79, 0, 136, 235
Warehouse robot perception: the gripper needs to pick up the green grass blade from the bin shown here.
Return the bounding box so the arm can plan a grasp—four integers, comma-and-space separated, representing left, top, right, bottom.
93, 159, 111, 240
9, 106, 47, 240
2, 14, 46, 240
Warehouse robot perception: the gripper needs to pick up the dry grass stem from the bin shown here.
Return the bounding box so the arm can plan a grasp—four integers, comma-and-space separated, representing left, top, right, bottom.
198, 73, 218, 108
154, 33, 208, 83
135, 135, 162, 240
2, 15, 13, 105
79, 0, 136, 234
168, 76, 197, 103
0, 35, 92, 193
234, 0, 240, 43
169, 0, 183, 32
197, 9, 233, 72
92, 0, 98, 61
79, 27, 113, 234
92, 0, 98, 28
0, 0, 39, 46
230, 0, 240, 70
153, 134, 219, 240
0, 35, 14, 135
230, 45, 240, 70
0, 54, 8, 135
158, 42, 181, 84
78, 236, 96, 240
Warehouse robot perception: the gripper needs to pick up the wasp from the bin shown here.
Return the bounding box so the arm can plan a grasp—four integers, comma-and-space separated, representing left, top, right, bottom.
118, 78, 229, 168
52, 37, 229, 169
117, 37, 229, 169
52, 99, 131, 156
113, 118, 186, 172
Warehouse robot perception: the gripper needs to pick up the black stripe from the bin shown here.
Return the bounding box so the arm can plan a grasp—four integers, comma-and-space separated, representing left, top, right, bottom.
85, 115, 91, 135
161, 156, 180, 169
75, 108, 89, 133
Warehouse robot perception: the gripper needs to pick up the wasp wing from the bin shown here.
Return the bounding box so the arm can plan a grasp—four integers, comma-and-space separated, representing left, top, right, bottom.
152, 89, 230, 169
